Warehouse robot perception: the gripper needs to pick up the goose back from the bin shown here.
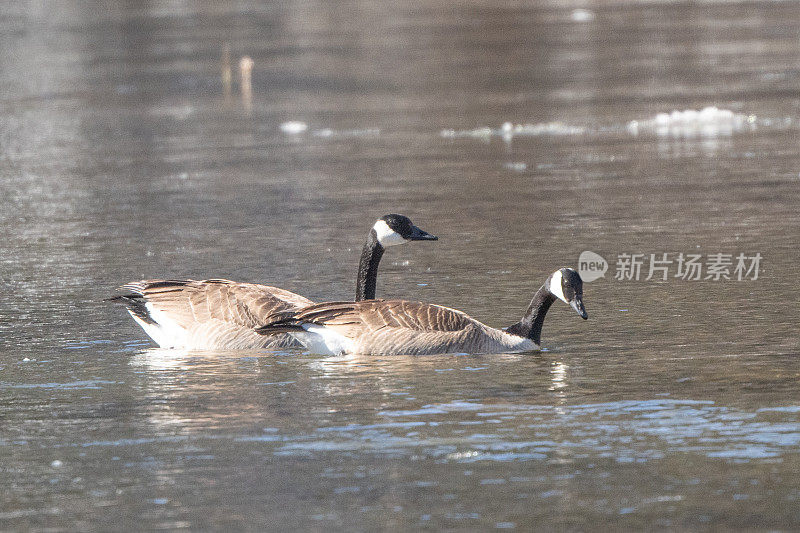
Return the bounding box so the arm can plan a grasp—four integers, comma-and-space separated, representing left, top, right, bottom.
258, 299, 536, 355
113, 279, 312, 349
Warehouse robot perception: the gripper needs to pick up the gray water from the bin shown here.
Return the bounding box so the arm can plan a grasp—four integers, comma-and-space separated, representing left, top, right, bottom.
2, 1, 800, 530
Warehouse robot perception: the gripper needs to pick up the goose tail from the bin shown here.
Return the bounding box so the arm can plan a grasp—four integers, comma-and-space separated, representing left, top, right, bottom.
107, 294, 157, 325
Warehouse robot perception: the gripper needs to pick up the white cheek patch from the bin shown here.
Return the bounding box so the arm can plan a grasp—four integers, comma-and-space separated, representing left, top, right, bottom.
373, 220, 407, 247
548, 270, 569, 304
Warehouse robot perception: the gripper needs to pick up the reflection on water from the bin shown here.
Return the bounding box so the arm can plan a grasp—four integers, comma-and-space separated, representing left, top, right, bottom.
2, 0, 800, 530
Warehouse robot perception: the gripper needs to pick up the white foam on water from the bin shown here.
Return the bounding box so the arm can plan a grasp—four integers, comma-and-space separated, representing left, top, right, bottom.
311, 127, 380, 138
571, 9, 595, 22
280, 110, 790, 145
441, 121, 586, 140
627, 106, 755, 137
280, 121, 308, 134
503, 162, 528, 172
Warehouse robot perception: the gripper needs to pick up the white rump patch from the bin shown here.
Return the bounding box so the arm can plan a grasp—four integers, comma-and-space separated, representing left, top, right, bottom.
128, 303, 190, 349
373, 220, 406, 247
292, 325, 353, 355
548, 270, 568, 304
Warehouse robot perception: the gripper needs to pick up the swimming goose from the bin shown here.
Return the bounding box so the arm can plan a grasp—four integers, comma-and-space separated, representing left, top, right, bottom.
254, 267, 588, 355
111, 214, 437, 349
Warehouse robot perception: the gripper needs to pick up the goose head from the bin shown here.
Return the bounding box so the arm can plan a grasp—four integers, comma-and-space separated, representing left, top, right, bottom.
547, 267, 588, 319
372, 214, 438, 247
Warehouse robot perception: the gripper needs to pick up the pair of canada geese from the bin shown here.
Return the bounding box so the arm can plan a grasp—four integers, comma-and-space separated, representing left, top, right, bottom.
112, 214, 588, 355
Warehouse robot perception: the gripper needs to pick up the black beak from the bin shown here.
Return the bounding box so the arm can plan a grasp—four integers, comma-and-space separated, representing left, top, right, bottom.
570, 296, 588, 320
408, 225, 438, 241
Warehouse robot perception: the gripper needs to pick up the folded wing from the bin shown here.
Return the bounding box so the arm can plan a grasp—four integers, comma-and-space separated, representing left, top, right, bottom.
113, 279, 313, 349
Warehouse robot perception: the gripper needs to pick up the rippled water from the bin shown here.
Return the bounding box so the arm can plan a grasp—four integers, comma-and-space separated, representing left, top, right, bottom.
2, 1, 800, 530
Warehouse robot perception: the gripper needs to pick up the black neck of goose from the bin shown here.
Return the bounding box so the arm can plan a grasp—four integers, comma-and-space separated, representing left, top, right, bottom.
506, 284, 555, 345
355, 230, 385, 301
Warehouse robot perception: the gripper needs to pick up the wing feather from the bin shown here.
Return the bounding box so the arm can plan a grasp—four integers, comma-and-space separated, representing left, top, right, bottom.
115, 279, 314, 348
260, 299, 478, 338
151, 279, 313, 327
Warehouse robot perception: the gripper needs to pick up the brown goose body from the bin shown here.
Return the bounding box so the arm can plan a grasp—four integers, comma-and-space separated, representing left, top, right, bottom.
113, 279, 313, 349
256, 299, 537, 356
111, 215, 437, 350
256, 268, 589, 356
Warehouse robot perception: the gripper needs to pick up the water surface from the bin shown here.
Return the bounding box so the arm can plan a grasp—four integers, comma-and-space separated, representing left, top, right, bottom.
2, 1, 800, 530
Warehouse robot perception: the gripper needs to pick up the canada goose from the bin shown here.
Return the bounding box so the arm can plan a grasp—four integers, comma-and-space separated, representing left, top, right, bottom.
254, 268, 588, 356
111, 214, 437, 349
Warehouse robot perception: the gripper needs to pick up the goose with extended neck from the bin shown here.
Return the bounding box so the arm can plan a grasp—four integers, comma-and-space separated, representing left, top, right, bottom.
255, 267, 588, 355
111, 214, 437, 349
